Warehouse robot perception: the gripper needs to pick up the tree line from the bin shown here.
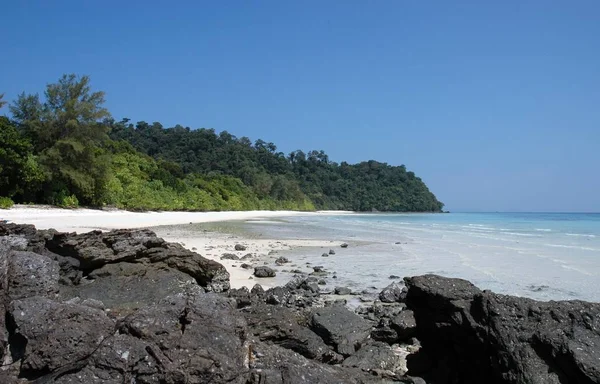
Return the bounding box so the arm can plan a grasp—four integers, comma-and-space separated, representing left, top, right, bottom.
0, 75, 444, 212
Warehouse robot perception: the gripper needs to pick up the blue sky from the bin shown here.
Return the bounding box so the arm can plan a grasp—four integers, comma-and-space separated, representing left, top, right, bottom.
2, 1, 599, 212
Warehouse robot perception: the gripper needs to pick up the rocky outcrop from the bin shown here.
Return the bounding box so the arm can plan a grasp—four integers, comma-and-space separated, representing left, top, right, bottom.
45, 228, 230, 292
0, 223, 393, 383
2, 223, 600, 383
404, 274, 600, 384
310, 306, 373, 356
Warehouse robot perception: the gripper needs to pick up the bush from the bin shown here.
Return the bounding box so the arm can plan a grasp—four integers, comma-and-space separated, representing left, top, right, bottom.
0, 197, 14, 209
58, 194, 79, 209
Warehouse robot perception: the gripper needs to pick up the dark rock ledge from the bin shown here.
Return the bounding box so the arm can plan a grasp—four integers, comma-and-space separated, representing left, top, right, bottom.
0, 222, 599, 384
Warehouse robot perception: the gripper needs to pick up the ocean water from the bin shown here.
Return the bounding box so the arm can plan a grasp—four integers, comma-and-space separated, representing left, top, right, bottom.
242, 212, 600, 302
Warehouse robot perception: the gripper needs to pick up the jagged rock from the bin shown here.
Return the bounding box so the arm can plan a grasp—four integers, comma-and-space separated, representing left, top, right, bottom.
7, 297, 115, 379
7, 250, 59, 301
329, 249, 336, 255
405, 274, 600, 384
317, 279, 327, 285
234, 244, 247, 251
241, 253, 254, 260
45, 228, 230, 292
310, 306, 373, 356
389, 275, 401, 279
371, 318, 399, 343
52, 333, 160, 383
220, 253, 239, 260
246, 341, 373, 383
119, 292, 247, 383
313, 266, 324, 273
322, 253, 329, 257
390, 309, 417, 342
342, 341, 405, 375
242, 303, 338, 362
379, 282, 404, 303
340, 243, 348, 248
254, 266, 276, 278
241, 263, 252, 269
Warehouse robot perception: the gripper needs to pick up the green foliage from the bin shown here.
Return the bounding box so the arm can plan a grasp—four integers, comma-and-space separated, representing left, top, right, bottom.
110, 120, 444, 212
0, 117, 46, 199
0, 93, 6, 109
55, 193, 79, 208
0, 197, 14, 209
10, 74, 111, 206
2, 74, 443, 212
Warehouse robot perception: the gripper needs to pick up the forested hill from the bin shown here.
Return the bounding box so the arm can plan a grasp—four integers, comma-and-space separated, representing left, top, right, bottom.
0, 74, 444, 212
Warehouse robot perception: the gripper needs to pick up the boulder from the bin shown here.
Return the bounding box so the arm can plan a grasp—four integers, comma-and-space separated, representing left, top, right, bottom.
235, 244, 247, 251
310, 306, 373, 356
379, 282, 405, 303
340, 243, 349, 248
254, 266, 276, 278
44, 228, 230, 292
404, 274, 600, 384
7, 297, 115, 378
329, 249, 336, 255
220, 253, 239, 260
334, 287, 352, 295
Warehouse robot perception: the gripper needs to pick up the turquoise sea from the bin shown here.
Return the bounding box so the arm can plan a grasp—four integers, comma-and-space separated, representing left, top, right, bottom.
243, 212, 600, 302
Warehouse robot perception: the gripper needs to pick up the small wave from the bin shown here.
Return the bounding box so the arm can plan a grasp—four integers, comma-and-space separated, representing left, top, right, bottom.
565, 233, 596, 238
560, 265, 594, 276
545, 244, 599, 251
534, 228, 552, 232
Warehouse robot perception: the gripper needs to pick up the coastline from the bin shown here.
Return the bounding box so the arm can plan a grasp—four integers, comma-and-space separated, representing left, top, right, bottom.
0, 205, 354, 289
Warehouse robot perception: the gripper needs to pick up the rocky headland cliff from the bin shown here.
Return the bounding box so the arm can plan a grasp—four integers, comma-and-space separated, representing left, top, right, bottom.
1, 223, 598, 383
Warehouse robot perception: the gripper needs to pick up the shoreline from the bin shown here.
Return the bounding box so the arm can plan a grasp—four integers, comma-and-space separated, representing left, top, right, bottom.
1, 205, 353, 289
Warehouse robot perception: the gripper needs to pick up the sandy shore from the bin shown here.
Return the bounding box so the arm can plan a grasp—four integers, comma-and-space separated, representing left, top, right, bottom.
1, 205, 351, 289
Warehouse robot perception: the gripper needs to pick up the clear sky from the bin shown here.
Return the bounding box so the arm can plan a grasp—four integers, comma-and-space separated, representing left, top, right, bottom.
2, 1, 599, 212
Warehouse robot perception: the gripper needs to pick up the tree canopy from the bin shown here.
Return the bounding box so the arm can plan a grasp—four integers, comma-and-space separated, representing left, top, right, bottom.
1, 75, 443, 212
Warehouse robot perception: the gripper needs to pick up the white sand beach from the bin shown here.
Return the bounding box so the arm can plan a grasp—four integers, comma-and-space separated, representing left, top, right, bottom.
1, 206, 351, 288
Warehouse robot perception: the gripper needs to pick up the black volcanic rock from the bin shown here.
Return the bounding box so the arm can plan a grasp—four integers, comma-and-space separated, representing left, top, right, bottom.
404, 274, 600, 384
310, 306, 373, 356
379, 282, 405, 303
254, 266, 276, 277
45, 228, 230, 292
3, 223, 600, 384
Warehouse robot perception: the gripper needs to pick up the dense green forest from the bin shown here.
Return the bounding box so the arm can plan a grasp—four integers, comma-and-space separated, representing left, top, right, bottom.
0, 75, 443, 212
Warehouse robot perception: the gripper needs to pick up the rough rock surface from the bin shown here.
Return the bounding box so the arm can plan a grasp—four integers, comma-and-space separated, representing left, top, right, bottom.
404, 274, 600, 384
43, 228, 230, 292
254, 266, 276, 278
3, 223, 600, 384
310, 306, 373, 356
379, 282, 405, 303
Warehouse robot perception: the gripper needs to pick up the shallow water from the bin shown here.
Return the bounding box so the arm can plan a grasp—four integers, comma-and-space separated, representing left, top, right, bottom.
241, 212, 600, 302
